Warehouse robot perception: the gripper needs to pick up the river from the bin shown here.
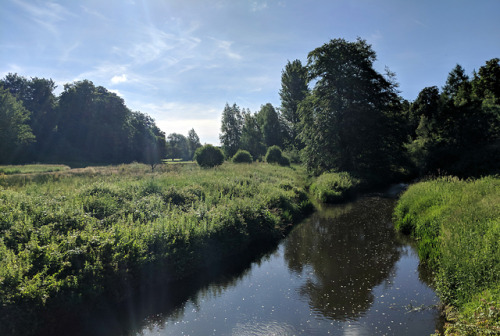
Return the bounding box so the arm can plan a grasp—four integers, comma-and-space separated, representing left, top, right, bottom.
127, 194, 443, 335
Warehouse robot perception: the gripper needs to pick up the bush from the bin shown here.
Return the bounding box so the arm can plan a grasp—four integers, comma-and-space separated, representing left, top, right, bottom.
265, 146, 289, 166
310, 172, 360, 203
232, 150, 253, 163
194, 144, 224, 168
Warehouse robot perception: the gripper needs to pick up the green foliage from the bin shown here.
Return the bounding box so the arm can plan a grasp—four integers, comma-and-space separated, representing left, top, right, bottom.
232, 149, 253, 163
240, 110, 266, 160
0, 87, 35, 163
300, 38, 405, 180
265, 145, 289, 166
310, 172, 361, 203
194, 144, 225, 168
220, 103, 243, 158
394, 176, 500, 333
0, 163, 312, 334
280, 59, 309, 149
256, 103, 282, 148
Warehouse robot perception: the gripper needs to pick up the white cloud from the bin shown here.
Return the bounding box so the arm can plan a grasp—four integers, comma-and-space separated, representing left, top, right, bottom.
251, 1, 268, 12
111, 74, 128, 84
210, 37, 242, 60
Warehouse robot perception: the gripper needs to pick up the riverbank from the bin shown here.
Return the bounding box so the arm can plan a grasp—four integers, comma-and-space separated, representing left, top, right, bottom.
393, 176, 500, 335
0, 162, 312, 335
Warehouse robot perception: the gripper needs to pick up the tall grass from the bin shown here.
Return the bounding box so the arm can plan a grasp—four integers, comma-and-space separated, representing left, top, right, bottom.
0, 164, 70, 175
394, 176, 500, 334
0, 162, 312, 335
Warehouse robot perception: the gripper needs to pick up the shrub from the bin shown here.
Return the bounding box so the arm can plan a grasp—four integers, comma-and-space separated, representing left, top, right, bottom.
265, 146, 289, 166
310, 172, 360, 203
232, 149, 253, 163
194, 144, 224, 168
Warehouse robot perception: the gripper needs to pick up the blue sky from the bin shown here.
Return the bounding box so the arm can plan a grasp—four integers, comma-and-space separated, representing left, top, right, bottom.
1, 0, 499, 145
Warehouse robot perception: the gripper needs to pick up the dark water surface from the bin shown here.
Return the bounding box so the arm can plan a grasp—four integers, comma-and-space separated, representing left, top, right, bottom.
130, 195, 442, 335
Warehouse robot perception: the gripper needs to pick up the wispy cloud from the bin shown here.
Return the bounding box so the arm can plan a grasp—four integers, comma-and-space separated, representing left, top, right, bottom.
12, 0, 74, 35
251, 1, 268, 12
209, 37, 242, 60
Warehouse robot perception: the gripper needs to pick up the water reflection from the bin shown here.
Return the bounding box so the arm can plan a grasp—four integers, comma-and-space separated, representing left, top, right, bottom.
284, 197, 402, 320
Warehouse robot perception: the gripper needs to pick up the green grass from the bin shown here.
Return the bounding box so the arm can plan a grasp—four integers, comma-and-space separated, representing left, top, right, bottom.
0, 162, 312, 334
310, 171, 361, 203
394, 176, 500, 334
0, 164, 70, 175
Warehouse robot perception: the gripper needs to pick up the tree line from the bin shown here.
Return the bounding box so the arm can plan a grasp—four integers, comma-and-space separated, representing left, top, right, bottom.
220, 38, 500, 181
0, 75, 204, 166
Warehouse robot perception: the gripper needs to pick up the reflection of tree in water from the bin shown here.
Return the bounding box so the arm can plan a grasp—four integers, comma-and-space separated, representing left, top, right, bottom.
284, 197, 402, 321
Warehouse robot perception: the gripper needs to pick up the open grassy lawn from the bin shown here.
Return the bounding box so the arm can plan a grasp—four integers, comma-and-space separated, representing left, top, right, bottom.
394, 176, 500, 335
0, 162, 312, 335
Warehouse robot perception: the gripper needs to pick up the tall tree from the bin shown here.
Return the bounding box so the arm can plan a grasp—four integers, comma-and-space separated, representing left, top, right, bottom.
279, 59, 309, 149
219, 103, 243, 158
0, 74, 58, 161
300, 38, 403, 179
187, 128, 202, 159
0, 87, 35, 163
167, 133, 190, 160
240, 110, 266, 159
256, 103, 282, 148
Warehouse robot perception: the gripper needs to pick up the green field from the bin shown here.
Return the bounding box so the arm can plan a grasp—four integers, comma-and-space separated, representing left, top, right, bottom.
0, 164, 70, 175
394, 176, 500, 334
0, 162, 312, 334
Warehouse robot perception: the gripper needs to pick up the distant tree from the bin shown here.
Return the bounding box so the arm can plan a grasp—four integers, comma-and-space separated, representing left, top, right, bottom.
194, 144, 224, 168
442, 64, 471, 102
167, 133, 190, 161
220, 103, 243, 158
256, 103, 282, 148
57, 80, 132, 163
0, 87, 35, 163
129, 111, 167, 167
240, 110, 266, 160
301, 38, 403, 178
0, 73, 58, 161
472, 58, 500, 103
187, 128, 202, 159
279, 59, 309, 149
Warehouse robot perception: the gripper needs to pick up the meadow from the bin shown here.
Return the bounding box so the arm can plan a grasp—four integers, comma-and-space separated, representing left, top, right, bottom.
0, 162, 312, 334
393, 176, 500, 335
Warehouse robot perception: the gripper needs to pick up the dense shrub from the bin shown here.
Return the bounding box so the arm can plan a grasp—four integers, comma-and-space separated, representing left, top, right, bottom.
265, 146, 289, 166
310, 172, 360, 203
194, 144, 224, 168
232, 149, 253, 163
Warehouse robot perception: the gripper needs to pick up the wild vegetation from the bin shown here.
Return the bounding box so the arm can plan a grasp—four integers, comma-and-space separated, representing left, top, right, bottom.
310, 172, 361, 203
394, 176, 500, 334
0, 162, 311, 334
1, 36, 499, 334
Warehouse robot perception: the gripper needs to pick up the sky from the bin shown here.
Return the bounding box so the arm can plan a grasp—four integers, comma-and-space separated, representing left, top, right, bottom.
1, 0, 500, 145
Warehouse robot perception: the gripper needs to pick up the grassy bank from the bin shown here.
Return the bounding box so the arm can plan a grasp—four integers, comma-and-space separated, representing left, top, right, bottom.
309, 171, 361, 203
0, 164, 70, 175
0, 162, 312, 335
393, 176, 500, 335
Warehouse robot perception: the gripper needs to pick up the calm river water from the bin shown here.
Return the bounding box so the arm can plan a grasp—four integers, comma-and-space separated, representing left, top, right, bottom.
130, 195, 442, 336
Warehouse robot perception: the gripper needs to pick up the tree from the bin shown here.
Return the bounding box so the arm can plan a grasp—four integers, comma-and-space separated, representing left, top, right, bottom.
279, 59, 309, 149
129, 111, 167, 168
187, 128, 202, 159
240, 110, 266, 160
0, 74, 58, 161
256, 103, 282, 148
219, 103, 243, 158
300, 38, 403, 179
167, 133, 190, 160
0, 87, 35, 163
472, 58, 500, 103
